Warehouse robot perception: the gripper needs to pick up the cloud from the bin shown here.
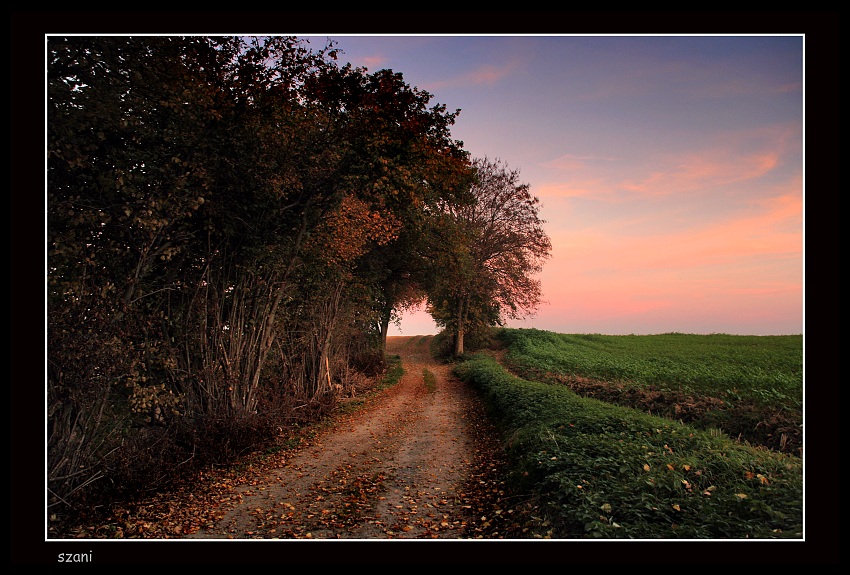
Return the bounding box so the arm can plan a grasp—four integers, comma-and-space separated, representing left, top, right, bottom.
533, 155, 621, 199
359, 55, 388, 69
430, 59, 522, 91
466, 63, 516, 85
539, 173, 802, 298
536, 123, 800, 204
619, 150, 779, 196
535, 149, 779, 200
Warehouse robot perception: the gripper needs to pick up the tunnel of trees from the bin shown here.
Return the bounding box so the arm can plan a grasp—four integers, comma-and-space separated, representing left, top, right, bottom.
47, 35, 550, 522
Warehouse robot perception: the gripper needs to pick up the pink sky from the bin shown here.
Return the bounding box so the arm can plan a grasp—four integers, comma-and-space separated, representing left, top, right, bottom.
316, 35, 804, 336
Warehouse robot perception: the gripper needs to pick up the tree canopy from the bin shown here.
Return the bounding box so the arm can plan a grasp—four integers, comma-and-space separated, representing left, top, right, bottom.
46, 36, 549, 522
426, 157, 552, 355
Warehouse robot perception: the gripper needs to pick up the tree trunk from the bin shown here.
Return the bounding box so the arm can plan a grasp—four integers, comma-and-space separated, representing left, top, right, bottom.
454, 296, 466, 356
454, 325, 464, 356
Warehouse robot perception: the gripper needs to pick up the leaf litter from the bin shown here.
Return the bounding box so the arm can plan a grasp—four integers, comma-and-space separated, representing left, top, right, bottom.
64, 336, 543, 540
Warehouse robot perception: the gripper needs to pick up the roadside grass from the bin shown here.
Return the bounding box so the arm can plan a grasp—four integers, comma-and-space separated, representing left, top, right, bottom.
423, 368, 437, 393
380, 354, 405, 389
454, 354, 803, 539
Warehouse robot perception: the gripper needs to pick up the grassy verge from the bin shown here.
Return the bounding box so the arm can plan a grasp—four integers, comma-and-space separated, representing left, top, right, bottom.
454, 354, 803, 539
423, 368, 437, 393
381, 354, 405, 388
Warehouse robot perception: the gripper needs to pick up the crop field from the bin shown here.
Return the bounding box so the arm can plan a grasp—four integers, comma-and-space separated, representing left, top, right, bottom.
494, 328, 803, 456
498, 328, 802, 408
454, 330, 805, 539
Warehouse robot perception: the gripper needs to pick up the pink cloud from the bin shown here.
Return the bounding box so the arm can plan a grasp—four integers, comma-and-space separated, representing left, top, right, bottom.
539, 124, 800, 201
561, 193, 801, 273
467, 63, 512, 84
429, 59, 521, 91
620, 148, 781, 197
360, 55, 388, 69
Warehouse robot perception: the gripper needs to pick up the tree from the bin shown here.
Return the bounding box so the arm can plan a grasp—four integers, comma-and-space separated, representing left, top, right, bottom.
46, 34, 476, 517
47, 35, 237, 504
427, 157, 552, 355
307, 65, 473, 355
46, 35, 348, 504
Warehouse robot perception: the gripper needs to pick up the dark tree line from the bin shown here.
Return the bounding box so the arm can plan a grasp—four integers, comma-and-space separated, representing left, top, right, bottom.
47, 35, 549, 527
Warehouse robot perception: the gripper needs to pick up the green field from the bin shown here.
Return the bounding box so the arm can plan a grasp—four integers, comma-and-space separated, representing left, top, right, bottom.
498, 328, 803, 410
454, 330, 805, 539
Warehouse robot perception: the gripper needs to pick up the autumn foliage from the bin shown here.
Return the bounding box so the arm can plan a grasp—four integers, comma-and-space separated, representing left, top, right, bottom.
47, 36, 488, 530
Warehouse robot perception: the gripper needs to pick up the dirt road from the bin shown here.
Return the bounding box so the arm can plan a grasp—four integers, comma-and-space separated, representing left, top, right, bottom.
186, 335, 502, 539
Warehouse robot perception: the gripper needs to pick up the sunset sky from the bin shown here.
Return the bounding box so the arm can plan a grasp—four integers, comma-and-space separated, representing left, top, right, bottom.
310, 34, 805, 337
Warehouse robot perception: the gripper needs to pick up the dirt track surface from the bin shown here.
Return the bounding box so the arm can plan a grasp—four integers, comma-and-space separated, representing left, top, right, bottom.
186, 335, 499, 539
